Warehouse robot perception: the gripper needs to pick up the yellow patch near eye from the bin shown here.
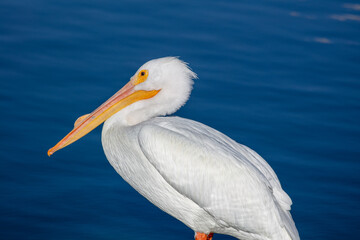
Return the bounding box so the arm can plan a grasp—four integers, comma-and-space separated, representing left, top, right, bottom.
134, 69, 149, 85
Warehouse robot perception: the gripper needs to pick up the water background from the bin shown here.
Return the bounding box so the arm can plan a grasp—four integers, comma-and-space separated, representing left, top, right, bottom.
1, 0, 359, 239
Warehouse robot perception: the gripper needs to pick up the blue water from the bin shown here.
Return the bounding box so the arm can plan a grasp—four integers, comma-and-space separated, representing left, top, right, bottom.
1, 0, 359, 239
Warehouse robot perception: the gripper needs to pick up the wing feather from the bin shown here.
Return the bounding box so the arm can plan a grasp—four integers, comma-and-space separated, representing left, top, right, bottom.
137, 117, 299, 239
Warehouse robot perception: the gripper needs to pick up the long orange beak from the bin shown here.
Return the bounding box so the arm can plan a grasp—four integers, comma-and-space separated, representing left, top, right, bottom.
48, 78, 160, 156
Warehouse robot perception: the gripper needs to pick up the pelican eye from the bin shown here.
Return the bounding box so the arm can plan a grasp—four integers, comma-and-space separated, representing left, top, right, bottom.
134, 69, 149, 85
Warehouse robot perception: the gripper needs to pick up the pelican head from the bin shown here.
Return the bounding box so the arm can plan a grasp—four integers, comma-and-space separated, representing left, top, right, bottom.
48, 57, 197, 156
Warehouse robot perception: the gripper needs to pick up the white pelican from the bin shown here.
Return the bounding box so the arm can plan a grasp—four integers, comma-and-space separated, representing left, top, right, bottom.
48, 57, 300, 240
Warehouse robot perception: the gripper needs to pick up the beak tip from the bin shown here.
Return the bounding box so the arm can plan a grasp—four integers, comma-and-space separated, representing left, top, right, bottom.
47, 148, 54, 157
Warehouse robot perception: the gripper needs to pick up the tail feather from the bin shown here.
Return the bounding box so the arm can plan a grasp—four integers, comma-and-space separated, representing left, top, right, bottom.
278, 207, 300, 240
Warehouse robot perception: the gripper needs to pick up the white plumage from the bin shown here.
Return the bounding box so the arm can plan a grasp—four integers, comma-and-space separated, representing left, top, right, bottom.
49, 57, 300, 240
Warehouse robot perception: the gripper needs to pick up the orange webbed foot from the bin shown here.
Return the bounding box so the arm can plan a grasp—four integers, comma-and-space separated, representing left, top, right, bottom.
195, 232, 214, 240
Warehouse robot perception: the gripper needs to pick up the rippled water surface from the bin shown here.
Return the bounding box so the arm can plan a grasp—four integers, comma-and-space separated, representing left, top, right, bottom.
1, 0, 359, 239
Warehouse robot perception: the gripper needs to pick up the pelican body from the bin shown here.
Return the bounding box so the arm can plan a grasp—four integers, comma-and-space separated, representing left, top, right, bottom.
48, 57, 300, 240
